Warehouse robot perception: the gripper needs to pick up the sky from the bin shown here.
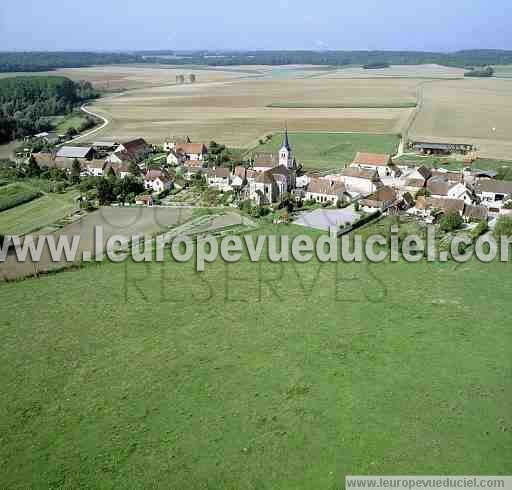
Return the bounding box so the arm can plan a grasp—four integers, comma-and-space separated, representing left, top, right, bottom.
1, 0, 511, 52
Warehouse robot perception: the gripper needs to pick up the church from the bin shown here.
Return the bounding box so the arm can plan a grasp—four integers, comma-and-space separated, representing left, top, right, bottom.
249, 129, 298, 204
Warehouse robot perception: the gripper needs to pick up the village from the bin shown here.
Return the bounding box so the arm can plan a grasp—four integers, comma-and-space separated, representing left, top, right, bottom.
26, 128, 512, 234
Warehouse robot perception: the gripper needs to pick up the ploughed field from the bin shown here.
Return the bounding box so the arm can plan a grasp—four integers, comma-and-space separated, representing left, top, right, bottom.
0, 223, 511, 488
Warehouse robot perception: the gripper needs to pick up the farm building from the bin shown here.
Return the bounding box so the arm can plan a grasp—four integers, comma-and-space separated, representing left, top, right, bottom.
56, 146, 96, 160
410, 141, 474, 156
476, 179, 512, 213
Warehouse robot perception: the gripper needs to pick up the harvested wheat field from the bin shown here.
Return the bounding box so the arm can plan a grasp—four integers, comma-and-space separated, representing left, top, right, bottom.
0, 65, 248, 91
410, 78, 512, 159
315, 64, 466, 79
86, 69, 420, 146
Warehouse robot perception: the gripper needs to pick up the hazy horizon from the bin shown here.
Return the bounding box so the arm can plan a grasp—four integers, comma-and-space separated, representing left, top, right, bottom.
1, 0, 511, 52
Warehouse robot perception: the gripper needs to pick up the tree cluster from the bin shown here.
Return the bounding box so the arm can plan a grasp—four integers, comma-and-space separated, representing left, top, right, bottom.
0, 76, 99, 143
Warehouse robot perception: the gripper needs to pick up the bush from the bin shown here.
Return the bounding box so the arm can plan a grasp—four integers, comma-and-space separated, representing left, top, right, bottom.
493, 216, 512, 240
439, 211, 463, 232
470, 220, 489, 240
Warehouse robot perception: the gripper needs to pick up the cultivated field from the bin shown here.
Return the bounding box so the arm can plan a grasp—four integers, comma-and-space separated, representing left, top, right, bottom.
0, 65, 248, 91
3, 62, 512, 160
314, 64, 466, 79
86, 72, 418, 146
255, 132, 400, 171
0, 183, 41, 212
0, 190, 79, 236
0, 224, 510, 488
410, 78, 512, 160
0, 207, 193, 281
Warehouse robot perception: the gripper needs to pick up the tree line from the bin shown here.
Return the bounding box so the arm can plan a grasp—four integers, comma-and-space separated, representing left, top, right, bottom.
2, 50, 512, 72
0, 76, 99, 143
0, 52, 141, 72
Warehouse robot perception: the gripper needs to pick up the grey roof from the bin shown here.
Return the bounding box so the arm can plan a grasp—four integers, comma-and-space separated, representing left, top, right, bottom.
341, 167, 379, 181
56, 146, 93, 159
477, 179, 512, 195
281, 128, 291, 151
463, 204, 488, 220
413, 142, 473, 150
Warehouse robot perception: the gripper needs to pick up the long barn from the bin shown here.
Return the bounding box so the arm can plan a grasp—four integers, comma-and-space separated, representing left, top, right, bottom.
410, 141, 474, 155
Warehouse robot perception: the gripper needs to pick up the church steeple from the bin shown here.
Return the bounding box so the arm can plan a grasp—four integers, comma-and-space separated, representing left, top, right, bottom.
279, 125, 293, 168
281, 126, 291, 151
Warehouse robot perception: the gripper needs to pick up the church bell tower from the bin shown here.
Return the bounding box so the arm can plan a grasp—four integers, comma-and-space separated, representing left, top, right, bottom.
279, 127, 293, 169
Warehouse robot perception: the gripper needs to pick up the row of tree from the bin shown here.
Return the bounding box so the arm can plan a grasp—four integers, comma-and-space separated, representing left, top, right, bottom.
464, 66, 495, 77
0, 52, 141, 72
175, 74, 196, 84
2, 50, 512, 72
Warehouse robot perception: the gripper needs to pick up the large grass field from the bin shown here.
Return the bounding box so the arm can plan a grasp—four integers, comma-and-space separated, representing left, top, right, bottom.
255, 132, 400, 171
0, 190, 79, 235
0, 223, 510, 488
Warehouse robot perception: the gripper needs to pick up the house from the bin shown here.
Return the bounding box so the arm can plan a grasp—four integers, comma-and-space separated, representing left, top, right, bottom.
33, 152, 86, 172
56, 146, 96, 161
106, 150, 133, 165
463, 204, 489, 223
84, 159, 107, 177
182, 165, 207, 181
116, 139, 151, 160
360, 186, 398, 211
163, 136, 190, 152
231, 166, 248, 191
475, 179, 512, 213
103, 162, 132, 179
350, 152, 399, 178
305, 178, 348, 204
175, 143, 208, 161
144, 169, 172, 193
397, 166, 431, 195
409, 197, 465, 220
427, 177, 473, 203
166, 149, 185, 166
340, 167, 382, 196
207, 167, 232, 191
430, 169, 464, 183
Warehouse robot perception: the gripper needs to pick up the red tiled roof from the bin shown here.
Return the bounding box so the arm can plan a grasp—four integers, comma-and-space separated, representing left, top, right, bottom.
352, 152, 391, 167
176, 143, 207, 155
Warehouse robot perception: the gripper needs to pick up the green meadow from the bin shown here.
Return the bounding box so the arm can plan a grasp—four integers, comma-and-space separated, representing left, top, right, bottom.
254, 132, 400, 171
0, 223, 510, 489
